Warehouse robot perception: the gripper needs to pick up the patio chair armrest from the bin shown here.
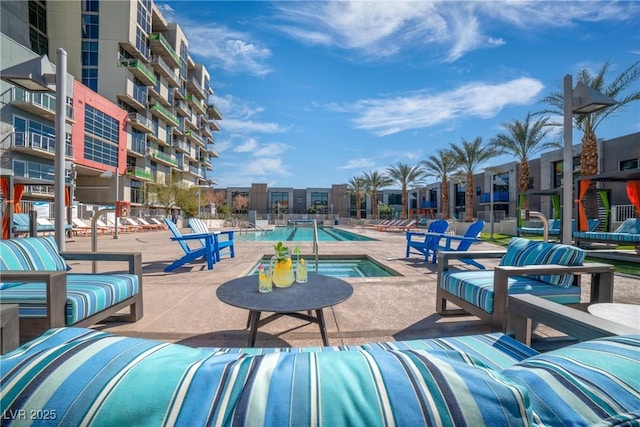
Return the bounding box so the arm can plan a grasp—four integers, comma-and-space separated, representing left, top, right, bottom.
61, 252, 142, 276
507, 294, 638, 345
437, 250, 506, 276
494, 262, 614, 276
217, 230, 234, 238
0, 271, 68, 328
171, 233, 214, 242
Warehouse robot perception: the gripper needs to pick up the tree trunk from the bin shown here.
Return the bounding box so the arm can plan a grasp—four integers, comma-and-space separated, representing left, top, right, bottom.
581, 130, 599, 223
371, 192, 377, 219
401, 187, 407, 219
440, 179, 449, 220
355, 194, 361, 219
519, 160, 529, 210
465, 172, 473, 222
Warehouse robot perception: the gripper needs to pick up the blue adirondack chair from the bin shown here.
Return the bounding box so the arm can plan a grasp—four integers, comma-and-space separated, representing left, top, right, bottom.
405, 219, 450, 261
164, 218, 216, 272
188, 218, 235, 262
431, 220, 486, 269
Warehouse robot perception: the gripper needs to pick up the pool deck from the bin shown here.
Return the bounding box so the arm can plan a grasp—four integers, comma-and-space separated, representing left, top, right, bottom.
62, 224, 640, 349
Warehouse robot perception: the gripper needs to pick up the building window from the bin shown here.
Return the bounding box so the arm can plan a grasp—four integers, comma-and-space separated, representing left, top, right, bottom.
310, 192, 328, 214
388, 194, 401, 205
552, 156, 581, 188
82, 68, 98, 91
84, 105, 119, 167
82, 14, 99, 38
620, 158, 639, 171
271, 192, 289, 214
131, 180, 144, 204
28, 1, 48, 55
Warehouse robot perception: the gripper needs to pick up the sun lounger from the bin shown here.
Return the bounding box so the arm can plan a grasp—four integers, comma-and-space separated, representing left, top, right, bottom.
573, 218, 640, 248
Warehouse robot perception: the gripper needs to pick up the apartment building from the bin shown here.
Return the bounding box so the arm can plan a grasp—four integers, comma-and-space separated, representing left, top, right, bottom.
1, 0, 221, 216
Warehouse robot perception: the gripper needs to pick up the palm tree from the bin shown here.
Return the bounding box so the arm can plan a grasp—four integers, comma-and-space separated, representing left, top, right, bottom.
450, 137, 498, 222
539, 61, 640, 177
491, 113, 560, 208
386, 162, 426, 219
362, 170, 393, 219
346, 176, 367, 219
420, 149, 458, 220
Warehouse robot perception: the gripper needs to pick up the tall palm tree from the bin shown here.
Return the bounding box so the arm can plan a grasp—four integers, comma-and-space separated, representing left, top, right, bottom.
450, 137, 498, 222
362, 170, 393, 219
346, 176, 367, 219
539, 61, 640, 177
491, 113, 560, 208
386, 163, 426, 219
420, 149, 458, 220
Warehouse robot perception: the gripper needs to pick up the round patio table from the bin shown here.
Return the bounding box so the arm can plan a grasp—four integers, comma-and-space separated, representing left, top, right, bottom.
216, 274, 353, 347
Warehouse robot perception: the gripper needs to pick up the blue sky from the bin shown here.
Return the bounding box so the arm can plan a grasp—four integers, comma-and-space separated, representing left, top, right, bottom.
158, 1, 640, 188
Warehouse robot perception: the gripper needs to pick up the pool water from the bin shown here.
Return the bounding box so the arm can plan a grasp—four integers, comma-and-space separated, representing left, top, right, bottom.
248, 256, 398, 278
236, 226, 374, 242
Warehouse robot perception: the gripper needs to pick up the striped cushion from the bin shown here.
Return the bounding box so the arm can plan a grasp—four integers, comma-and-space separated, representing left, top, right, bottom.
615, 218, 639, 233
441, 271, 581, 313
0, 236, 67, 271
500, 238, 585, 287
1, 328, 534, 426
210, 333, 538, 371
573, 230, 640, 243
0, 274, 139, 325
502, 335, 640, 426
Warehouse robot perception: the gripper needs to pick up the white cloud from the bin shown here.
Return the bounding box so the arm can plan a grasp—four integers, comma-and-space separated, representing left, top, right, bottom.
273, 1, 639, 62
337, 77, 544, 136
338, 158, 376, 170
234, 138, 258, 153
209, 94, 288, 134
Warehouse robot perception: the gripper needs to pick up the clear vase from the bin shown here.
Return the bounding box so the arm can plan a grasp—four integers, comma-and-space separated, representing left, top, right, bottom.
270, 251, 295, 287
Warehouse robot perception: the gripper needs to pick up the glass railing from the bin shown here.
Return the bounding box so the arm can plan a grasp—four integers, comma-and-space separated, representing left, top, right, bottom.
119, 59, 157, 85
185, 129, 204, 145
150, 33, 182, 66
131, 137, 147, 155
128, 112, 153, 129
149, 103, 179, 126
126, 166, 153, 180
133, 85, 148, 106
480, 191, 510, 203
149, 149, 178, 166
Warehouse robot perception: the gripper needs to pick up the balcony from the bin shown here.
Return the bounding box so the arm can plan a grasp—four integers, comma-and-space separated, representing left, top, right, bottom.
127, 112, 154, 133
187, 94, 206, 114
207, 102, 223, 120
186, 77, 206, 100
149, 33, 181, 69
173, 138, 190, 154
201, 123, 212, 137
174, 99, 191, 116
207, 145, 220, 158
118, 40, 148, 62
207, 119, 220, 132
189, 164, 202, 176
185, 129, 205, 146
11, 132, 73, 158
199, 157, 212, 169
480, 191, 510, 203
173, 86, 186, 101
149, 149, 178, 167
9, 88, 75, 123
149, 55, 181, 88
118, 58, 157, 86
118, 85, 147, 111
149, 103, 179, 127
129, 136, 147, 157
126, 166, 153, 181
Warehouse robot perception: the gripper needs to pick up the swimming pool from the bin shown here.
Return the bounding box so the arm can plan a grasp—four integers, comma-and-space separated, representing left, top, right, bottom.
235, 226, 375, 242
248, 255, 399, 278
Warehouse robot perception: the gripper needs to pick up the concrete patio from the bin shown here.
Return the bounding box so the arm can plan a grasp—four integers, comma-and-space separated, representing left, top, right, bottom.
62, 225, 640, 348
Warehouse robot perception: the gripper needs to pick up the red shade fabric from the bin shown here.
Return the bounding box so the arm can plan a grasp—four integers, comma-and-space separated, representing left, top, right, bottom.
627, 181, 640, 216
577, 180, 591, 231
65, 186, 71, 207
14, 184, 24, 214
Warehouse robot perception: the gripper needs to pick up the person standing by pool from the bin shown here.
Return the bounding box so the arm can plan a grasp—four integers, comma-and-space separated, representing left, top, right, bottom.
171, 208, 178, 224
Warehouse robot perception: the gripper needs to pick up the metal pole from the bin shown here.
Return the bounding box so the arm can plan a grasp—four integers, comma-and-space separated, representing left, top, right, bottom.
113, 168, 119, 239
490, 174, 495, 240
562, 74, 573, 245
54, 48, 67, 250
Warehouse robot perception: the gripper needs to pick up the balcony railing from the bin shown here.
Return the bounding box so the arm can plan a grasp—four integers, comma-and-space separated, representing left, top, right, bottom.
206, 145, 220, 158
480, 191, 510, 203
149, 103, 179, 127
130, 137, 147, 156
187, 77, 205, 99
126, 166, 153, 181
206, 102, 223, 120
185, 129, 205, 145
11, 88, 75, 121
11, 132, 73, 157
187, 94, 206, 114
149, 33, 181, 68
174, 99, 190, 116
127, 112, 153, 132
118, 58, 157, 86
149, 55, 180, 87
149, 149, 178, 167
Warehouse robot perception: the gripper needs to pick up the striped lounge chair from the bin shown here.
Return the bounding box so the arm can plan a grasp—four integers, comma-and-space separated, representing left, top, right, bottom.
436, 237, 615, 331
573, 217, 640, 248
0, 236, 142, 340
1, 324, 638, 425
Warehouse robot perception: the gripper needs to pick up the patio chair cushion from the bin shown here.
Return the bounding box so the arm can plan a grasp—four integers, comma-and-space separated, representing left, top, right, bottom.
499, 238, 585, 288
502, 335, 640, 426
0, 328, 535, 426
0, 274, 139, 325
440, 270, 581, 314
0, 236, 69, 289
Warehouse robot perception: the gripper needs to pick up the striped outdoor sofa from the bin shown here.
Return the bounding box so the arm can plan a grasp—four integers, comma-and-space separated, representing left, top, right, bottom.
0, 236, 142, 340
573, 217, 640, 247
436, 237, 615, 331
1, 325, 638, 426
